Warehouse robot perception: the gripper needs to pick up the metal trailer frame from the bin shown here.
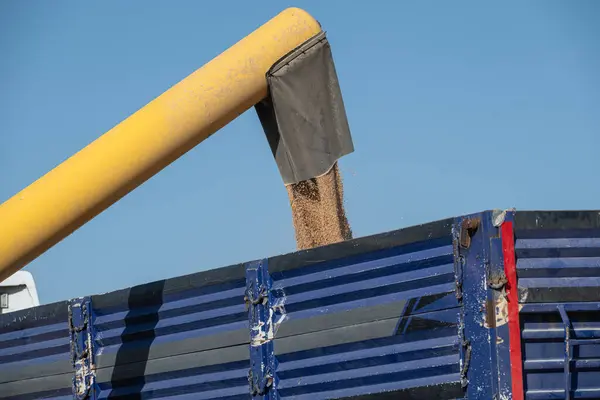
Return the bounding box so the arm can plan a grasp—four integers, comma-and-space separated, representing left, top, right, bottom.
1, 209, 599, 399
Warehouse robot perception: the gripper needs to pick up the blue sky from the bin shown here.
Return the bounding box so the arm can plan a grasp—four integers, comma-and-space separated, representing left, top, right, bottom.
1, 1, 598, 303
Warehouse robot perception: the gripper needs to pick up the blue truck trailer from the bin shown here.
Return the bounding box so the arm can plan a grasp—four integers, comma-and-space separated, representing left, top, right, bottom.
1, 209, 599, 400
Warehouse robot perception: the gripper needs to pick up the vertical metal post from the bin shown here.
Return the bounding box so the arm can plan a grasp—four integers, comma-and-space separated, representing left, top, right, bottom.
245, 259, 280, 400
558, 305, 573, 400
489, 229, 513, 399
69, 297, 97, 400
455, 211, 521, 399
500, 213, 525, 400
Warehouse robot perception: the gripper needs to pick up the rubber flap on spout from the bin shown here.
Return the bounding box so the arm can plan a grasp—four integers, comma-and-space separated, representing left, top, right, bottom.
255, 31, 354, 185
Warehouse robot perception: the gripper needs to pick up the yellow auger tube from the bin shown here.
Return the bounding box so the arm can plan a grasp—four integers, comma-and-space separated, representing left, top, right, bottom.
0, 8, 321, 281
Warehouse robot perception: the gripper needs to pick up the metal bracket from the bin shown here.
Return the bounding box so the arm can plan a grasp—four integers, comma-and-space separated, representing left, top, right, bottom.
459, 218, 480, 249
246, 260, 280, 400
69, 297, 97, 400
453, 220, 470, 389
453, 237, 464, 302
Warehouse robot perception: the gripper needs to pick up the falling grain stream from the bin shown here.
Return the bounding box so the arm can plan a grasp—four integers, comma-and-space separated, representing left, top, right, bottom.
287, 162, 352, 250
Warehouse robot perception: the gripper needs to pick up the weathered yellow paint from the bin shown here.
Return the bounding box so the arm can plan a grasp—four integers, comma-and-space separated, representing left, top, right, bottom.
0, 8, 321, 282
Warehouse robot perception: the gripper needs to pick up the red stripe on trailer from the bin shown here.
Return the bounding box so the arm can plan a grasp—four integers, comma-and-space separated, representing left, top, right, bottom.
501, 221, 524, 400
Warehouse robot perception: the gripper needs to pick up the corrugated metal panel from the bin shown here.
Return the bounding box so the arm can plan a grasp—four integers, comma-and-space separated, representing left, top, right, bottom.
515, 211, 600, 304
275, 309, 461, 399
0, 301, 72, 400
515, 211, 600, 399
520, 303, 600, 399
268, 223, 462, 399
5, 211, 600, 399
90, 265, 251, 399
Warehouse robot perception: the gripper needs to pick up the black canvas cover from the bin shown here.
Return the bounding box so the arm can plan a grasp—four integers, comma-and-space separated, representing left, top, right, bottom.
255, 31, 354, 185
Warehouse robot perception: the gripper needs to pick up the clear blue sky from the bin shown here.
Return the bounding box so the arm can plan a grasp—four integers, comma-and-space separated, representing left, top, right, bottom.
1, 1, 598, 304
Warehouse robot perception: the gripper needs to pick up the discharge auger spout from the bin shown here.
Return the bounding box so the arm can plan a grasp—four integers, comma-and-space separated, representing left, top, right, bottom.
0, 8, 322, 281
